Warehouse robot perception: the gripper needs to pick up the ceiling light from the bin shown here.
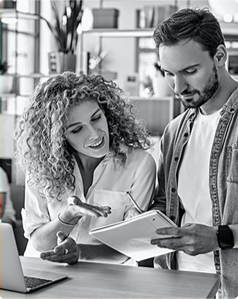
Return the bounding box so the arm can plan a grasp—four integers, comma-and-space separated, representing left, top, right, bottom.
208, 0, 238, 17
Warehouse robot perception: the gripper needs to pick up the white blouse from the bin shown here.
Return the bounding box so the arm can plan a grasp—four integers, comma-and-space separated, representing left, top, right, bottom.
23, 148, 156, 257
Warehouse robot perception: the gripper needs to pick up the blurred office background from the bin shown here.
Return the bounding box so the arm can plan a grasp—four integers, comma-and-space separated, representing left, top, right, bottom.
0, 0, 238, 254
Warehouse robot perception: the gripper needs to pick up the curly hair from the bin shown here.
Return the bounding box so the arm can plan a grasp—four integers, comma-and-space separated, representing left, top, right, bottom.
153, 7, 225, 59
14, 72, 152, 200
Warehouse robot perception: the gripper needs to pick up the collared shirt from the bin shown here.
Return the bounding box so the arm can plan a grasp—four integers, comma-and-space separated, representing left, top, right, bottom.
23, 148, 156, 257
152, 87, 238, 298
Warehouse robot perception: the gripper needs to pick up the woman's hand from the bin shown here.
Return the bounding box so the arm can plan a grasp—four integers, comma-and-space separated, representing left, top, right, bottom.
59, 195, 111, 225
40, 231, 80, 264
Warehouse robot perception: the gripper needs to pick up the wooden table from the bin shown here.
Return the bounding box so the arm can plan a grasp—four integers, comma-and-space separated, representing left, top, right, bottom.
0, 257, 219, 298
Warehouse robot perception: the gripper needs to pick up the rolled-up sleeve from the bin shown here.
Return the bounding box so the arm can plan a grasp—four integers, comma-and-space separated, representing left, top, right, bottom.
125, 152, 156, 219
22, 181, 50, 239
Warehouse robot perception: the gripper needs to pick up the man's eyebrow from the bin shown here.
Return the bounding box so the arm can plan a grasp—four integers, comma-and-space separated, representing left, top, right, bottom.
161, 64, 200, 73
67, 108, 101, 129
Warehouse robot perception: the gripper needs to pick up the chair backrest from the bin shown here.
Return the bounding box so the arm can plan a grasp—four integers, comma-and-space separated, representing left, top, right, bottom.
10, 184, 25, 220
0, 158, 12, 183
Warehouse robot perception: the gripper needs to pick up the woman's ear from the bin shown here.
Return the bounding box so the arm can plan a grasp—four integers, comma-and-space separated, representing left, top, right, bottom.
214, 45, 227, 67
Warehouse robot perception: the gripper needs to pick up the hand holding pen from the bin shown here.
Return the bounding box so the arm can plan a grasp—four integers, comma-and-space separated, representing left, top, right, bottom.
126, 191, 145, 214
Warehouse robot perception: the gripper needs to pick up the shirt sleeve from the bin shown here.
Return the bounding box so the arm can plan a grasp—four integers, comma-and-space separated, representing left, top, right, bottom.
150, 138, 167, 214
124, 152, 156, 219
22, 180, 50, 239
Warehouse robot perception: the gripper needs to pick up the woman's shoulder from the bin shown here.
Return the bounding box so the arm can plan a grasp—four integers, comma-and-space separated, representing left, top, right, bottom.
126, 147, 153, 164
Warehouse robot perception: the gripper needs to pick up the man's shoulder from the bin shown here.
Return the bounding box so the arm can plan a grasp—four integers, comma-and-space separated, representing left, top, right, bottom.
161, 108, 196, 145
165, 109, 191, 133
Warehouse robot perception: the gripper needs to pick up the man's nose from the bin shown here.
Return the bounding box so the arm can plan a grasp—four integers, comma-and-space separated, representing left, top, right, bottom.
172, 75, 187, 95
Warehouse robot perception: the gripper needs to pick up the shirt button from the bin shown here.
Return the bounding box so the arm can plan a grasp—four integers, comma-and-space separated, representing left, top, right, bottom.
171, 188, 176, 193
184, 132, 188, 137
174, 157, 179, 161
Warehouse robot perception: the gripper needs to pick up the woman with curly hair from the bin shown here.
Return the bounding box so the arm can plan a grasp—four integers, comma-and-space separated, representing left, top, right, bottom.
14, 72, 156, 265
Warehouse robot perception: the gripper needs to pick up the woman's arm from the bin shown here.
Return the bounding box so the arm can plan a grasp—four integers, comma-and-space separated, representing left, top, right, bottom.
40, 231, 129, 264
125, 152, 156, 218
29, 195, 111, 252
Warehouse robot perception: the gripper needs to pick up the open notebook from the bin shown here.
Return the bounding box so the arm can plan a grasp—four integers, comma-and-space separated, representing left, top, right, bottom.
0, 223, 68, 293
90, 210, 177, 261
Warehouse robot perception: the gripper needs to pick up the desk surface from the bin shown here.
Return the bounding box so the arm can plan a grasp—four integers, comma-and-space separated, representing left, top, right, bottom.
1, 257, 219, 298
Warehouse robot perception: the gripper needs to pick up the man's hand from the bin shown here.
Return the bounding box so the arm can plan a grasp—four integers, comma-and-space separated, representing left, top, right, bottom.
40, 231, 80, 264
151, 223, 219, 255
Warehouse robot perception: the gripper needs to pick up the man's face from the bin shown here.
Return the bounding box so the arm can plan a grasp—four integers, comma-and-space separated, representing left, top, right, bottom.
159, 39, 219, 109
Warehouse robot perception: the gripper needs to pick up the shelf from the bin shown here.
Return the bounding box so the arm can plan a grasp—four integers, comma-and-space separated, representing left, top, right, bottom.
1, 73, 57, 79
14, 73, 54, 79
83, 28, 154, 37
0, 93, 16, 98
130, 95, 173, 101
0, 9, 39, 20
0, 8, 15, 15
220, 22, 238, 36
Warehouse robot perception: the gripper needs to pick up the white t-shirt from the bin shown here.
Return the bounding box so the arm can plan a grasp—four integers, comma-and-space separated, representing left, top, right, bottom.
177, 108, 221, 273
0, 167, 16, 224
23, 148, 156, 258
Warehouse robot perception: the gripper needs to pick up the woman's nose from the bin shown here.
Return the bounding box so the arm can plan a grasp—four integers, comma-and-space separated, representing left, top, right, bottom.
88, 125, 99, 139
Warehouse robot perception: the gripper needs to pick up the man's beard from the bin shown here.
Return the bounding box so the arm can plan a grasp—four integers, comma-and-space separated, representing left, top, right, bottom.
179, 65, 219, 109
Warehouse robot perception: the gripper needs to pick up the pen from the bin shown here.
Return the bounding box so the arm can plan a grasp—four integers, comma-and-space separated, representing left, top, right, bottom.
126, 191, 144, 214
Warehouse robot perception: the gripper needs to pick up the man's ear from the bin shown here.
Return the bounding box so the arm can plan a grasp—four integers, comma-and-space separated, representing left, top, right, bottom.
214, 45, 227, 67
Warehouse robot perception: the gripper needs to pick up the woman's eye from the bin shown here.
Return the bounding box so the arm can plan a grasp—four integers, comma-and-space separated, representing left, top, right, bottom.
92, 114, 101, 122
72, 127, 82, 134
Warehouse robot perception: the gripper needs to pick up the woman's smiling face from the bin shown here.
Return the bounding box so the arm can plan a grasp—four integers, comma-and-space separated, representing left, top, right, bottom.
66, 101, 110, 159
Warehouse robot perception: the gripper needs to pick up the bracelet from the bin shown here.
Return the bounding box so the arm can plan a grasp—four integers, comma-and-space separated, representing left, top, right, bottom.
57, 213, 78, 226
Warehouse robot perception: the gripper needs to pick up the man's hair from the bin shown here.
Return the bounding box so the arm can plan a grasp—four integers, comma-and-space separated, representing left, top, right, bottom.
153, 7, 225, 58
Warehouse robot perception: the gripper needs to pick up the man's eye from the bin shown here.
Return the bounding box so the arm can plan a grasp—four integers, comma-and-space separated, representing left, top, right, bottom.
184, 69, 197, 75
165, 72, 174, 77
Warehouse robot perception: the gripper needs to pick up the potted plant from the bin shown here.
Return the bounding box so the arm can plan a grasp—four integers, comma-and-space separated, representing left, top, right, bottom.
0, 60, 14, 94
43, 0, 84, 73
18, 0, 83, 73
19, 0, 83, 73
